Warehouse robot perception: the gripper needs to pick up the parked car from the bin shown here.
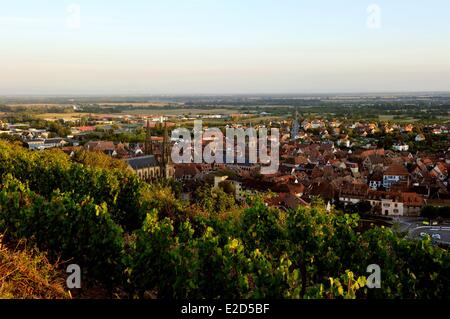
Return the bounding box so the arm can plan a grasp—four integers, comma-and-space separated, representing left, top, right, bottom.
432, 234, 441, 240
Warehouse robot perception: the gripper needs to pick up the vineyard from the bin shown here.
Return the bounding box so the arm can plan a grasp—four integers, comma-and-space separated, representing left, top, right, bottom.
0, 140, 449, 299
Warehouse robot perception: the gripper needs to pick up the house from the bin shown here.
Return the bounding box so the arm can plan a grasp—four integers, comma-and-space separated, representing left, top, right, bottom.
367, 191, 404, 216
337, 137, 351, 148
415, 134, 426, 142
26, 138, 69, 150
392, 143, 409, 152
286, 183, 306, 198
73, 126, 96, 133
401, 192, 424, 217
346, 162, 359, 174
339, 187, 405, 216
85, 141, 116, 156
265, 193, 309, 211
380, 194, 404, 216
403, 124, 414, 133
432, 128, 442, 135
338, 183, 370, 205
306, 180, 337, 203
363, 154, 385, 172
430, 163, 448, 181
368, 168, 383, 190
174, 164, 200, 181
383, 164, 409, 190
214, 175, 244, 200
359, 149, 385, 159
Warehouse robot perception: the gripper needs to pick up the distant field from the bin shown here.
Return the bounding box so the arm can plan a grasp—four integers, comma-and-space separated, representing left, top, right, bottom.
35, 113, 90, 121
394, 117, 420, 123
378, 115, 394, 121
246, 116, 284, 123
125, 108, 236, 116
6, 103, 69, 108
97, 102, 176, 107
5, 102, 179, 109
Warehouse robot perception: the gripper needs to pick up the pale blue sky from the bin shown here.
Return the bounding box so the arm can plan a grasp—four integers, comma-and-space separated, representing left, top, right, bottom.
1, 0, 450, 95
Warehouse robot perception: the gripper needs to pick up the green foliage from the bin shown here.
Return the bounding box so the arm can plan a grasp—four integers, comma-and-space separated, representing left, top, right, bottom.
194, 186, 236, 214
358, 227, 450, 298
0, 133, 24, 144
304, 270, 368, 299
0, 140, 449, 299
0, 175, 124, 285
72, 149, 129, 170
48, 121, 71, 137
344, 201, 373, 215
421, 205, 450, 220
0, 140, 148, 231
128, 210, 290, 298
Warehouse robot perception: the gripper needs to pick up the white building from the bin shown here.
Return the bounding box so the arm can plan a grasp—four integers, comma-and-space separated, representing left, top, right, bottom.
392, 143, 409, 152
379, 198, 404, 216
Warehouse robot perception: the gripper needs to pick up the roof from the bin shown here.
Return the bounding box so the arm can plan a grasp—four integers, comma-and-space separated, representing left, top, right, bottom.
287, 183, 305, 195
367, 154, 384, 165
125, 155, 158, 170
339, 182, 369, 197
45, 138, 66, 143
360, 149, 385, 159
76, 126, 96, 132
174, 164, 200, 178
307, 181, 336, 200
384, 164, 409, 176
85, 141, 115, 152
401, 192, 424, 206
369, 168, 384, 181
367, 190, 402, 201
265, 193, 309, 210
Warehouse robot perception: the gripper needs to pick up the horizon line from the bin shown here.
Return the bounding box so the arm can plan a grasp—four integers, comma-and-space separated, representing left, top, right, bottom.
2, 90, 450, 99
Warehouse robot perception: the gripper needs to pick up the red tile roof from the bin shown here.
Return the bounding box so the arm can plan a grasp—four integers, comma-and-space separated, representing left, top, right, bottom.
384, 163, 409, 176
401, 192, 424, 206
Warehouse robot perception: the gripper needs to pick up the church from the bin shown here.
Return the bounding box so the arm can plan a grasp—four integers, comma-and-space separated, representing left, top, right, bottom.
124, 120, 174, 181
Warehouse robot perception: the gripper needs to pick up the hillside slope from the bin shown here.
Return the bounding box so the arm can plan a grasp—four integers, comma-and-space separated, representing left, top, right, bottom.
0, 236, 70, 299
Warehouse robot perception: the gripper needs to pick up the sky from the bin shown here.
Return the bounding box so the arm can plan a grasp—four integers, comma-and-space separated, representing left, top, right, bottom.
1, 0, 450, 95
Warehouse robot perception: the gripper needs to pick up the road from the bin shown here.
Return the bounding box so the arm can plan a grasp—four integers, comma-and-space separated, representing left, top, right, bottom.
359, 216, 450, 245
408, 226, 450, 244
387, 217, 450, 245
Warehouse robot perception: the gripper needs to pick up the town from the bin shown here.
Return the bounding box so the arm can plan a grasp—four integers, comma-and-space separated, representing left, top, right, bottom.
1, 97, 448, 230
2, 0, 450, 306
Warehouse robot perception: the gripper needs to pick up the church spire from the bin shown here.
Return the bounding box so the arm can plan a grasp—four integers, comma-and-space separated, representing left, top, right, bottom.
291, 107, 300, 141
145, 119, 153, 155
161, 120, 172, 178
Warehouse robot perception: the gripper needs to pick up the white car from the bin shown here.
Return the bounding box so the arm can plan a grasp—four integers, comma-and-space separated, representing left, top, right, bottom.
420, 232, 428, 237
432, 234, 441, 240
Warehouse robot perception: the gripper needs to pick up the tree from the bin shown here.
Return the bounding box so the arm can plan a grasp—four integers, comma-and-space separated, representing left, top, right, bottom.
421, 206, 440, 221
218, 180, 236, 195
72, 149, 129, 170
